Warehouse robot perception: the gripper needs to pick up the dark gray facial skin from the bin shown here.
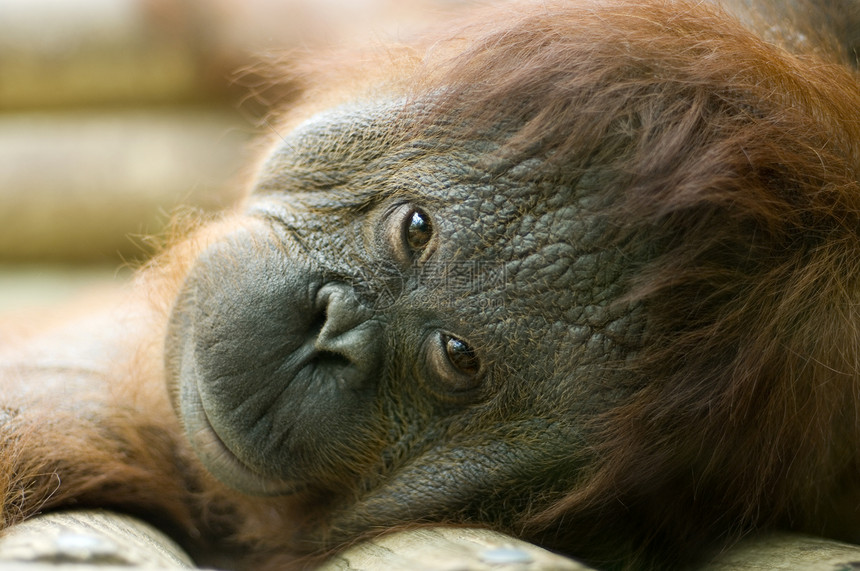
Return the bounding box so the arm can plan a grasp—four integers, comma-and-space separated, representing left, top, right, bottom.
165, 99, 643, 537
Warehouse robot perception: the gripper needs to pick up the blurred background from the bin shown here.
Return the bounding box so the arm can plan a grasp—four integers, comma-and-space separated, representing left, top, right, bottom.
0, 0, 477, 318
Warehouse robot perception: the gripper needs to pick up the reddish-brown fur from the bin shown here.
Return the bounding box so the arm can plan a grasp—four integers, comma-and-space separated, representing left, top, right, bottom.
2, 1, 860, 569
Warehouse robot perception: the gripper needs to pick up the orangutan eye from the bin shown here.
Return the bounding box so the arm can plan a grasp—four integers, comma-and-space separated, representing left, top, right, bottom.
386, 204, 435, 264
427, 332, 482, 393
404, 208, 433, 252
444, 335, 480, 375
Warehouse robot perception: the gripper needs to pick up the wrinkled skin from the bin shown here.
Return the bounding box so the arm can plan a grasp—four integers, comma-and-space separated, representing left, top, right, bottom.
167, 100, 634, 518
2, 1, 860, 570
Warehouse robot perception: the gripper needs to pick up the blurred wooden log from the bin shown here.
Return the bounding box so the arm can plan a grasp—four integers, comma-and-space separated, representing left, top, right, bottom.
0, 265, 128, 319
0, 111, 251, 262
0, 0, 480, 112
0, 0, 225, 110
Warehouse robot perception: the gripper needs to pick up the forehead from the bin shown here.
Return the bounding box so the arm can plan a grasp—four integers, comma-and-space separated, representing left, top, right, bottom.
256, 98, 597, 241
255, 99, 415, 192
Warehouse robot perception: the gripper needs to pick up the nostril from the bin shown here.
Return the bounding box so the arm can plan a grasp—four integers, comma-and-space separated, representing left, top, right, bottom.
309, 308, 327, 337
314, 284, 364, 348
311, 350, 365, 390
312, 282, 381, 374
312, 350, 351, 370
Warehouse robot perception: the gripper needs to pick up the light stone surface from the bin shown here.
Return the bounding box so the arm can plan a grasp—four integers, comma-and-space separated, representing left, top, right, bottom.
0, 510, 194, 569
318, 526, 593, 571
5, 511, 860, 570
